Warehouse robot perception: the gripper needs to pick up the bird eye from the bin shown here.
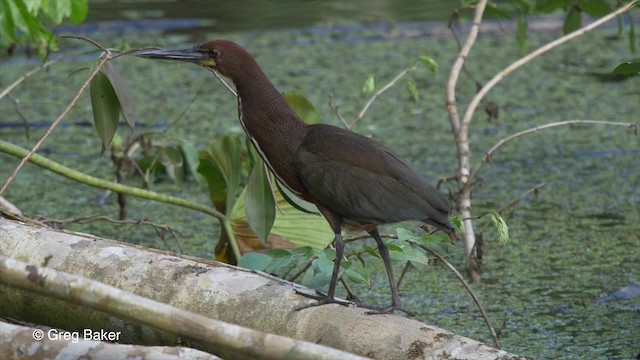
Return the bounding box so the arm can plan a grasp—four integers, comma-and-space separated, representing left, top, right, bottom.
211, 49, 220, 59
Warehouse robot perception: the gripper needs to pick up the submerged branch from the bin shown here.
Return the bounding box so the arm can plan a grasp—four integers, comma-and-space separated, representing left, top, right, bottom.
0, 140, 226, 222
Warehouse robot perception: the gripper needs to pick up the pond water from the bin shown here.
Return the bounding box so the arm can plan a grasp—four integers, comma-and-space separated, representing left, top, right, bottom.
1, 2, 639, 359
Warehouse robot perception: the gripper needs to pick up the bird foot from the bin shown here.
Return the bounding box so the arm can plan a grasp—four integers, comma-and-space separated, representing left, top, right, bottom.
294, 289, 351, 310
354, 301, 418, 317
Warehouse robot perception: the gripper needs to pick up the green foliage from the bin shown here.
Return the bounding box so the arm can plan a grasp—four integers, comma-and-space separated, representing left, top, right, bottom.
89, 71, 121, 154
282, 91, 322, 124
406, 79, 420, 103
244, 158, 276, 243
0, 0, 88, 59
362, 74, 376, 95
488, 211, 510, 244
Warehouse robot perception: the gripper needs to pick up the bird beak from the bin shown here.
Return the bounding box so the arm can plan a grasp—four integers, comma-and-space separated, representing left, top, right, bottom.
134, 47, 213, 66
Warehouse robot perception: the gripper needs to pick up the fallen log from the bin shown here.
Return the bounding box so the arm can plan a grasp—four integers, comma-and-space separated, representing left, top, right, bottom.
0, 218, 526, 359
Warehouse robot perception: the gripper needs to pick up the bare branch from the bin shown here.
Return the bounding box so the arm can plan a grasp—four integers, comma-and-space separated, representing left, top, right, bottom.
406, 240, 500, 349
0, 55, 110, 196
466, 120, 637, 191
349, 66, 416, 130
458, 2, 637, 137
446, 0, 488, 135
0, 57, 65, 101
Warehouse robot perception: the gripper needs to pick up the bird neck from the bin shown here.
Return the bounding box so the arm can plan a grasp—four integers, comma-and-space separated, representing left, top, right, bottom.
231, 65, 309, 195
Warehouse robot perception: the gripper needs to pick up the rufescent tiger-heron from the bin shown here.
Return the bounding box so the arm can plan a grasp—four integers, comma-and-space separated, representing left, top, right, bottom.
136, 40, 455, 314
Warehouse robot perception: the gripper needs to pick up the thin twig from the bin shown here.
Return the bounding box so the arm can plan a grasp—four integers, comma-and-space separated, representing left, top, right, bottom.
406, 239, 500, 349
59, 35, 107, 52
465, 120, 637, 191
349, 66, 416, 130
0, 56, 65, 101
288, 255, 317, 282
0, 140, 226, 221
328, 94, 349, 128
458, 1, 637, 138
0, 55, 110, 196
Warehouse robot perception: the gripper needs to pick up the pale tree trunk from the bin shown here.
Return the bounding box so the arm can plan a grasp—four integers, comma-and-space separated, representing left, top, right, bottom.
0, 218, 525, 360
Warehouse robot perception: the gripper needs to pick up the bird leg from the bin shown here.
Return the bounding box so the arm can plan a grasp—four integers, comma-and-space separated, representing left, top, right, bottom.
355, 229, 416, 316
295, 228, 352, 310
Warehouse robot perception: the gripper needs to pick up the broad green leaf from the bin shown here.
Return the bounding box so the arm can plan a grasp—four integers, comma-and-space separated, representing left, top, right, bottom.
70, 0, 88, 24
612, 61, 640, 76
418, 55, 438, 72
245, 159, 276, 244
238, 252, 273, 271
229, 186, 333, 249
406, 79, 420, 103
198, 136, 243, 212
275, 179, 319, 214
1, 0, 19, 42
180, 141, 207, 185
301, 267, 315, 287
578, 0, 611, 18
265, 253, 293, 273
102, 61, 136, 128
282, 91, 322, 124
516, 14, 528, 55
315, 249, 335, 275
563, 5, 582, 34
362, 75, 376, 95
90, 70, 121, 154
488, 211, 509, 244
395, 227, 414, 241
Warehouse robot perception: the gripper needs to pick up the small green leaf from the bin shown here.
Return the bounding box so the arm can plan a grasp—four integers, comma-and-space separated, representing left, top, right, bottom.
90, 70, 121, 154
418, 55, 438, 72
406, 79, 419, 103
612, 61, 640, 76
488, 211, 509, 244
43, 0, 71, 24
536, 0, 573, 13
362, 244, 380, 259
578, 0, 612, 18
563, 5, 582, 34
282, 91, 322, 124
395, 227, 414, 241
102, 61, 136, 129
161, 146, 185, 183
238, 252, 273, 271
450, 214, 465, 234
344, 266, 369, 285
362, 74, 376, 95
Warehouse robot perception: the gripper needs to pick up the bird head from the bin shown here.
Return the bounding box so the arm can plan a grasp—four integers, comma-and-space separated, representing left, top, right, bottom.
135, 40, 251, 79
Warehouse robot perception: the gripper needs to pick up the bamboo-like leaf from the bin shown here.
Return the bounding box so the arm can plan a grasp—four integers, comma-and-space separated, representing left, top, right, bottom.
282, 91, 322, 124
90, 70, 121, 154
629, 17, 637, 54
102, 61, 136, 129
484, 4, 512, 20
245, 159, 276, 244
536, 0, 573, 13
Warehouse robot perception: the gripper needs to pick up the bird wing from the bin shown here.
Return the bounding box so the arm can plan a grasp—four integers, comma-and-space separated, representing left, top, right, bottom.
294, 124, 450, 226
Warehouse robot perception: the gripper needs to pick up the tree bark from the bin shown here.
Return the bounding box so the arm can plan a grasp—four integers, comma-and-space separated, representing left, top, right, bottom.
0, 218, 526, 359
